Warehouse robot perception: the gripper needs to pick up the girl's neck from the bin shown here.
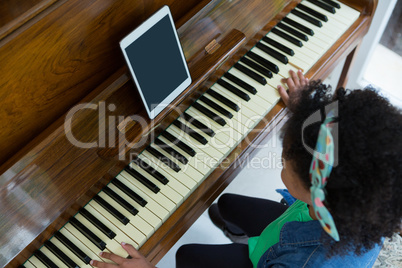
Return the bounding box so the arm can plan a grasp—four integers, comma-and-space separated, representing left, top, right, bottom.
308, 204, 318, 220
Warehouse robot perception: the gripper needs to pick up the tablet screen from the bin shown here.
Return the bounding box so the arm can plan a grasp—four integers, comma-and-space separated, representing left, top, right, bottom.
120, 6, 191, 119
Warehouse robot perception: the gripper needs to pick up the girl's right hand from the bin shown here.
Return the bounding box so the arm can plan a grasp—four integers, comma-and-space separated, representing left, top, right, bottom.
277, 70, 308, 107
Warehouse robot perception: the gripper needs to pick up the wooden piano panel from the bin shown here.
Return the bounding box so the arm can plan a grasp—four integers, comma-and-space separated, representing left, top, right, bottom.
0, 0, 377, 266
0, 0, 203, 170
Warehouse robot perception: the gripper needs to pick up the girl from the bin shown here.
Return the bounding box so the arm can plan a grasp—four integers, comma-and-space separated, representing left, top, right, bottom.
91, 70, 402, 267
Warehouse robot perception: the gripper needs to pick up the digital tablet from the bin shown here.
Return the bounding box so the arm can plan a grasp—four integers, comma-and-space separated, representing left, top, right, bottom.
120, 5, 192, 119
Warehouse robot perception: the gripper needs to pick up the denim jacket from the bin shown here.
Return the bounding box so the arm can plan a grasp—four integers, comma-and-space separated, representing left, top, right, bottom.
257, 220, 382, 268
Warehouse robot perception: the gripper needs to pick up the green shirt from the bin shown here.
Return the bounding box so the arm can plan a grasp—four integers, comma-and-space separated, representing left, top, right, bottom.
248, 200, 313, 267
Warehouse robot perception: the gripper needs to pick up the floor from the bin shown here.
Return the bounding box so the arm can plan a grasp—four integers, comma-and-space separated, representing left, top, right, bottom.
156, 43, 402, 267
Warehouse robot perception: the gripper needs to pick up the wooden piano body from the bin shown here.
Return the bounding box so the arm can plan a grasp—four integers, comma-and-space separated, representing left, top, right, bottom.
0, 0, 377, 266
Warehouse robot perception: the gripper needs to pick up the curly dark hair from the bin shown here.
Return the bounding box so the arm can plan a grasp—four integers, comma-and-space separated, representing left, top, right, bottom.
281, 81, 402, 257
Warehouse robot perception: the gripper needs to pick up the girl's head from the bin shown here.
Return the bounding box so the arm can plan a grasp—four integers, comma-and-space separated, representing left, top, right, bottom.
281, 81, 402, 256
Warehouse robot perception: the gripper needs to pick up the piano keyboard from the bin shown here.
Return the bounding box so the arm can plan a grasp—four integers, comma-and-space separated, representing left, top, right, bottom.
22, 1, 359, 267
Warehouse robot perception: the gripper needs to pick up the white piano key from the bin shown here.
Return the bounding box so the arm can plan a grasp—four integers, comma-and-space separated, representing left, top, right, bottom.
40, 244, 70, 268
50, 236, 92, 268
84, 203, 145, 248
26, 256, 50, 268
287, 13, 340, 40
138, 152, 201, 187
118, 172, 171, 220
23, 260, 37, 268
136, 151, 193, 197
177, 116, 238, 152
121, 167, 176, 213
89, 192, 155, 239
224, 69, 281, 106
60, 225, 105, 263
211, 84, 267, 116
129, 161, 184, 206
302, 1, 350, 26
331, 0, 361, 19
170, 123, 225, 160
74, 213, 127, 257
251, 47, 300, 75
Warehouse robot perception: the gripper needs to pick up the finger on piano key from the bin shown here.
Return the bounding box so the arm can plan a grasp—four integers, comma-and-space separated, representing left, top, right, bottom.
136, 152, 194, 197
59, 226, 106, 263
84, 203, 145, 248
54, 231, 92, 265
129, 161, 185, 206
73, 214, 127, 257
44, 240, 80, 268
138, 152, 200, 188
118, 171, 173, 218
38, 247, 68, 268
50, 235, 92, 268
90, 192, 155, 240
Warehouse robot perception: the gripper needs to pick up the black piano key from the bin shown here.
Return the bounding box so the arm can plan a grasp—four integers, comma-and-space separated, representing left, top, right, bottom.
223, 72, 256, 95
182, 112, 215, 137
276, 22, 309, 41
217, 78, 253, 100
133, 157, 169, 184
192, 102, 227, 127
125, 164, 161, 193
256, 42, 288, 64
161, 131, 196, 157
199, 95, 233, 119
93, 194, 131, 224
154, 138, 188, 165
69, 218, 106, 250
54, 232, 91, 264
44, 241, 79, 268
271, 28, 303, 47
111, 178, 147, 207
146, 145, 182, 172
80, 207, 117, 238
282, 17, 314, 36
172, 120, 208, 145
297, 3, 328, 21
247, 51, 280, 73
240, 57, 273, 78
320, 0, 340, 9
207, 88, 240, 112
18, 266, 26, 268
34, 250, 58, 268
234, 63, 267, 85
291, 9, 322, 27
307, 0, 336, 13
262, 36, 295, 56
102, 187, 139, 216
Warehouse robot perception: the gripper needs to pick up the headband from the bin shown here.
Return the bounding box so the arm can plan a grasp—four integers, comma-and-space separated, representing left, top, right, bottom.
309, 110, 339, 241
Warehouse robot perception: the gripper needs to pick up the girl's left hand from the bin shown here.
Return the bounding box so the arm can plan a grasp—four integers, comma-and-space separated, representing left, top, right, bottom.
90, 243, 155, 268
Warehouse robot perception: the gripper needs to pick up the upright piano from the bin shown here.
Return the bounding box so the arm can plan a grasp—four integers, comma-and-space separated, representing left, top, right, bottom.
0, 0, 377, 267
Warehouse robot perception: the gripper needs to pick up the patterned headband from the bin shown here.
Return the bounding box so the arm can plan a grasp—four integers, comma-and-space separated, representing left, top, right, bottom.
309, 110, 339, 241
